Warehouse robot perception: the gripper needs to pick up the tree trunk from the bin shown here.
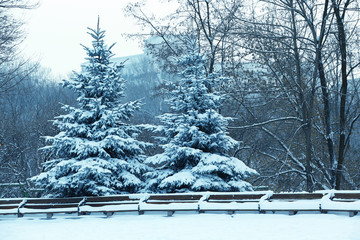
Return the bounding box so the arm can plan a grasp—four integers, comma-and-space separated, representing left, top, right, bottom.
290, 0, 313, 192
317, 53, 336, 187
331, 0, 349, 190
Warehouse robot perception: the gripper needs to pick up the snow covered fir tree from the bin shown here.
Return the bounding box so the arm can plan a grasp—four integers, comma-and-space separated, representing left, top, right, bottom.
145, 48, 257, 193
31, 19, 149, 197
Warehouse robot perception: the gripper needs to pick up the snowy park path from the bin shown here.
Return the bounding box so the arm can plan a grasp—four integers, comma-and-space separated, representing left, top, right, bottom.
1, 213, 359, 240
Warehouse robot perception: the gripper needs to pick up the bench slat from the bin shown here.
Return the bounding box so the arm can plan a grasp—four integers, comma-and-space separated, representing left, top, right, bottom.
147, 195, 203, 201
25, 198, 83, 204
332, 193, 360, 201
270, 193, 324, 200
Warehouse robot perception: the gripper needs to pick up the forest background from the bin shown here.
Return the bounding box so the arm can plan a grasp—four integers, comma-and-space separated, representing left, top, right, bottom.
1, 0, 360, 197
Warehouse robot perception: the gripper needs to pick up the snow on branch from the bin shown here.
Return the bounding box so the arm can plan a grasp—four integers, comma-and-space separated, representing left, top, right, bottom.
261, 126, 306, 172
229, 117, 303, 130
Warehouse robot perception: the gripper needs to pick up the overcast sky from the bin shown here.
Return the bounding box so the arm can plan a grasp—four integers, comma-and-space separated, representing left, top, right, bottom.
21, 0, 172, 78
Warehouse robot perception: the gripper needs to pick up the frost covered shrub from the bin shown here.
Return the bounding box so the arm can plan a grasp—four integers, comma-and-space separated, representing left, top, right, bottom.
145, 48, 257, 193
31, 19, 149, 197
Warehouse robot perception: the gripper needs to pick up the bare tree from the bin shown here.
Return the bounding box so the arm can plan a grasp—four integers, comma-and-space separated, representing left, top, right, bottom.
0, 68, 76, 197
329, 0, 360, 189
0, 0, 38, 94
226, 0, 360, 191
224, 0, 323, 191
125, 0, 243, 76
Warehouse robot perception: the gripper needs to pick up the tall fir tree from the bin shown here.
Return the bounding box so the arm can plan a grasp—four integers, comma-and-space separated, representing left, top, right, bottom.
32, 19, 149, 197
145, 46, 257, 193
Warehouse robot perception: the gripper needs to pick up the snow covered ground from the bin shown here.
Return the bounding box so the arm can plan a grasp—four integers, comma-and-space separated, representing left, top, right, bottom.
1, 212, 359, 240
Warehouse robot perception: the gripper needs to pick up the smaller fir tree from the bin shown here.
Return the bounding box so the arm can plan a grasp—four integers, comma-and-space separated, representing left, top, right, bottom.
145, 46, 257, 193
32, 19, 149, 197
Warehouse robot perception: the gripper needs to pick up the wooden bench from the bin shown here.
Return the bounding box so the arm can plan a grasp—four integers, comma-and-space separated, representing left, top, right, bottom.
199, 192, 267, 214
139, 194, 203, 216
0, 199, 25, 216
321, 192, 360, 217
1, 191, 360, 218
79, 195, 141, 217
19, 197, 84, 218
260, 193, 324, 215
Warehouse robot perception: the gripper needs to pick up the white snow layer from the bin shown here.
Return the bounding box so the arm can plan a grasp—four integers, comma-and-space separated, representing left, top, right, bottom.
1, 213, 359, 240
